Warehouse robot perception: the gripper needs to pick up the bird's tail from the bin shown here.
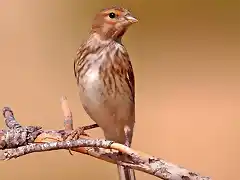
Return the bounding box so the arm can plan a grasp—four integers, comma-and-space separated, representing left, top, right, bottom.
117, 165, 136, 180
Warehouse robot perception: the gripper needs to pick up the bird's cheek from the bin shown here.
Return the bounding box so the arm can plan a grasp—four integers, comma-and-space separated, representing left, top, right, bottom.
102, 23, 112, 34
114, 23, 121, 29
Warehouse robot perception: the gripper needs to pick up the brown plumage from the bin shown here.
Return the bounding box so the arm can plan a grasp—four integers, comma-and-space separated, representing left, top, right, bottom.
74, 7, 138, 180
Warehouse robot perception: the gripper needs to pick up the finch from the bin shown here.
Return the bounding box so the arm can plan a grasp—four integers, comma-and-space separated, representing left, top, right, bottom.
74, 7, 138, 180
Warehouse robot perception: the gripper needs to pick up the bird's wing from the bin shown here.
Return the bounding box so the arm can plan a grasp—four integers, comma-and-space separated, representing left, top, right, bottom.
126, 60, 135, 103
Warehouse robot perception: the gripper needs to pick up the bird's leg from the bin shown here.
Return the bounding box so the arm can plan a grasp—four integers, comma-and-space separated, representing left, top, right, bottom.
124, 125, 132, 148
117, 126, 132, 159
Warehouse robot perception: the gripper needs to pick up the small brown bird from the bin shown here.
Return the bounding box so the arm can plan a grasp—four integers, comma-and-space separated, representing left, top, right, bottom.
74, 7, 138, 180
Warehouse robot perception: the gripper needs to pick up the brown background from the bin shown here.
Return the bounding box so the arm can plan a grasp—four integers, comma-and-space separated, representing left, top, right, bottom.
0, 1, 240, 180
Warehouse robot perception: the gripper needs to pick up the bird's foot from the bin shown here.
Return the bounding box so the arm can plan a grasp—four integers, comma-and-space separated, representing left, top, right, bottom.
62, 123, 99, 155
116, 142, 131, 160
117, 151, 128, 162
63, 123, 98, 141
64, 127, 89, 141
63, 127, 89, 155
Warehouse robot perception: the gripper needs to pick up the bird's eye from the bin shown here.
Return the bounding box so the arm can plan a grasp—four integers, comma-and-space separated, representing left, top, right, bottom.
109, 12, 116, 19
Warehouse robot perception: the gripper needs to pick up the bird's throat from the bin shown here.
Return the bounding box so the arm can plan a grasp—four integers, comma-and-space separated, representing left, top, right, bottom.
92, 25, 125, 43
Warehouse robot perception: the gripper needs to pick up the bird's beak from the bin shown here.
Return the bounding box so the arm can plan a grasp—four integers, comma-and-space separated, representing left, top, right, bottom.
125, 15, 138, 24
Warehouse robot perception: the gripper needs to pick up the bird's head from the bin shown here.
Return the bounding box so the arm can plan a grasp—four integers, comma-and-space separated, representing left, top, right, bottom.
91, 7, 138, 42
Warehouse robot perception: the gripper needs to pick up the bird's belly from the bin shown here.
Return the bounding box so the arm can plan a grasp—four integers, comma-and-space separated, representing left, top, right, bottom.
78, 70, 134, 144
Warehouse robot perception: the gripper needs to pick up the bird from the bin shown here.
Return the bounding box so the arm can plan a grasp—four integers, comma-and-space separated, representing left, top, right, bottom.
73, 7, 138, 180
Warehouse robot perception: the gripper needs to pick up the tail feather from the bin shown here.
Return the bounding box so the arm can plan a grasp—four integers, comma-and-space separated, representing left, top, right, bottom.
117, 165, 136, 180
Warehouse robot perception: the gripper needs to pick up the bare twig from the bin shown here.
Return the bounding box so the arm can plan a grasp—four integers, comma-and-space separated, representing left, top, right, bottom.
0, 97, 211, 180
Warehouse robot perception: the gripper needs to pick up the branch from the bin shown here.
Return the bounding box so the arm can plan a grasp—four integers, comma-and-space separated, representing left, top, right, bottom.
0, 97, 211, 180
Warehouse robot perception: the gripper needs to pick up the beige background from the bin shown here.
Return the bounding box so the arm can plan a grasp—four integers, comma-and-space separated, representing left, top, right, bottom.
0, 1, 240, 180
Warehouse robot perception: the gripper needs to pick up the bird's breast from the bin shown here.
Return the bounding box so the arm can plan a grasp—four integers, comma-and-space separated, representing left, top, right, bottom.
81, 65, 104, 105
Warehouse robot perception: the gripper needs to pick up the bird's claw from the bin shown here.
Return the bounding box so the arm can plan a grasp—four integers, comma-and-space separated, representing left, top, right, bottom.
65, 127, 84, 141
63, 127, 88, 155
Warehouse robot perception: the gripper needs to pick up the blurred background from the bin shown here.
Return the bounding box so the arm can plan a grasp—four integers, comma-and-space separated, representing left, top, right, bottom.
0, 0, 240, 180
